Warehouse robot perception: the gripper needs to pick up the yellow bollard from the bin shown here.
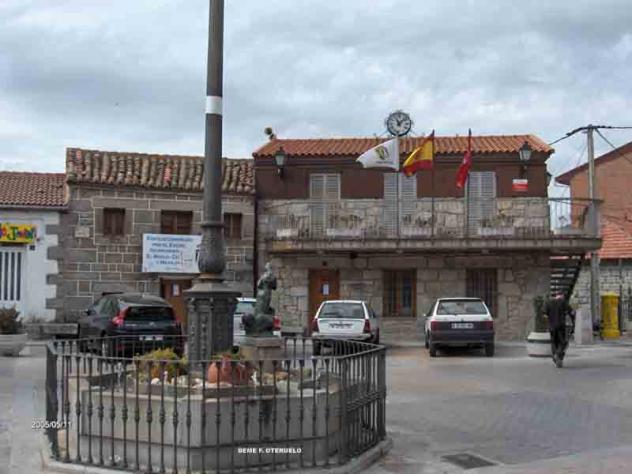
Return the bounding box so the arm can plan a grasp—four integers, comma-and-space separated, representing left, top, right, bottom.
601, 292, 620, 339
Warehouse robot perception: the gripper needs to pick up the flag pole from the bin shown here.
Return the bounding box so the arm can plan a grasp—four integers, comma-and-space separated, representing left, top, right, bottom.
396, 135, 400, 238
431, 130, 435, 238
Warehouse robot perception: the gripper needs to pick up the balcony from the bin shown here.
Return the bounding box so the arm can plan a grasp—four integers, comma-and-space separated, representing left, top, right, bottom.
260, 198, 602, 254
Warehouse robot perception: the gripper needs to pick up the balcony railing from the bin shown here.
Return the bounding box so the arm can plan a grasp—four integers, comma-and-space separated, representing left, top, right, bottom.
261, 198, 600, 241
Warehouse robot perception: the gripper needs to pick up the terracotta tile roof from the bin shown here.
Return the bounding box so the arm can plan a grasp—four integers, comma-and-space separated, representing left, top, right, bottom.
598, 218, 632, 259
0, 172, 66, 208
253, 134, 553, 159
66, 148, 254, 195
556, 140, 632, 185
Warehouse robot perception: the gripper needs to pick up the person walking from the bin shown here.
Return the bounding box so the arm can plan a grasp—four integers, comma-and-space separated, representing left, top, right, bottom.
545, 293, 575, 368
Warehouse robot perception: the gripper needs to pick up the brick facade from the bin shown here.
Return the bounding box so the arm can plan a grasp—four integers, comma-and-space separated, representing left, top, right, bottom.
54, 184, 254, 321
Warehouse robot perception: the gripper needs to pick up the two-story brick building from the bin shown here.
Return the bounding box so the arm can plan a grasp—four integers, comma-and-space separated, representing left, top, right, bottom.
53, 148, 254, 323
557, 140, 632, 319
254, 134, 601, 340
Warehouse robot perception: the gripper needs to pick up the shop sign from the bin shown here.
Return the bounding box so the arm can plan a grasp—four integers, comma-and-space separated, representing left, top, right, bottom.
0, 223, 36, 243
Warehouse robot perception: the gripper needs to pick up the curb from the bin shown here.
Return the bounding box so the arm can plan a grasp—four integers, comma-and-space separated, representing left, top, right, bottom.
41, 434, 393, 474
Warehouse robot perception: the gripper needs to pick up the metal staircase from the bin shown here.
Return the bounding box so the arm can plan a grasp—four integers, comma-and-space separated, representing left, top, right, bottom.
550, 255, 584, 299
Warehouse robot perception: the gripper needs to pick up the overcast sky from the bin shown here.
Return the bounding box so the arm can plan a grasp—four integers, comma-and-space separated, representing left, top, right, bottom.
2, 0, 632, 193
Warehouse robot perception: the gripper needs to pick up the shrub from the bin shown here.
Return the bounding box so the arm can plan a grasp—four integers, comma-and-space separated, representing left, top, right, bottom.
135, 348, 187, 381
0, 308, 22, 335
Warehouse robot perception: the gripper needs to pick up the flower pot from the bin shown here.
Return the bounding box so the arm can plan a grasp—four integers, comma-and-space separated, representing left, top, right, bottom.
526, 331, 551, 357
0, 333, 27, 357
207, 356, 251, 385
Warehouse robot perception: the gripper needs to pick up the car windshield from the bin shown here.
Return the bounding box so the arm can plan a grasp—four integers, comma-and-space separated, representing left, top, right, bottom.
436, 300, 487, 315
235, 301, 255, 314
319, 303, 365, 319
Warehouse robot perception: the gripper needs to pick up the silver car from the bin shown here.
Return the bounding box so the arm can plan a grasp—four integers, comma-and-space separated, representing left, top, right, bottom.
233, 297, 281, 346
311, 300, 380, 354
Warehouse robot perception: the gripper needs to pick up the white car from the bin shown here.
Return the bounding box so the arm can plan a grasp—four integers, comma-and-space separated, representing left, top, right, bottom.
233, 297, 281, 346
311, 300, 380, 354
423, 297, 495, 358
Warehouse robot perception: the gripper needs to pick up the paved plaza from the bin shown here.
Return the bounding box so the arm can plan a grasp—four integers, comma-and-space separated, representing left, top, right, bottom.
4, 341, 632, 473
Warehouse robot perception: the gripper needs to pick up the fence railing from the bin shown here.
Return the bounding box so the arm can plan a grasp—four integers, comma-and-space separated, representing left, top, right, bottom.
45, 335, 386, 473
263, 198, 600, 240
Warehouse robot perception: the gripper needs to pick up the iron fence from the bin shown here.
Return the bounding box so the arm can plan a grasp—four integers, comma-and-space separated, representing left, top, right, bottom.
622, 287, 632, 324
45, 335, 386, 473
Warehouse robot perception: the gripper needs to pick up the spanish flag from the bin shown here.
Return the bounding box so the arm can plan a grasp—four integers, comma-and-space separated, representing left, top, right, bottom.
402, 131, 434, 177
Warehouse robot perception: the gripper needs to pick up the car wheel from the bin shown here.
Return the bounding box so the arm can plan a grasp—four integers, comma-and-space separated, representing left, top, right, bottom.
373, 330, 380, 345
429, 342, 438, 358
313, 341, 321, 356
485, 343, 495, 357
424, 332, 429, 349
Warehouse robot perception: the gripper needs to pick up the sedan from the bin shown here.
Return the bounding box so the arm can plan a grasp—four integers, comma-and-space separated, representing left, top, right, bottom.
423, 297, 495, 357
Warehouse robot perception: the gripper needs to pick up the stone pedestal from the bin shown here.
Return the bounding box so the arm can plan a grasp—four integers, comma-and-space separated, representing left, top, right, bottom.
526, 332, 551, 357
575, 307, 594, 345
239, 336, 283, 372
185, 276, 240, 361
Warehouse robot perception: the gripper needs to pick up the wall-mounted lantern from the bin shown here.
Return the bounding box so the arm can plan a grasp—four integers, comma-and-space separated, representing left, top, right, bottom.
518, 140, 533, 174
274, 146, 287, 178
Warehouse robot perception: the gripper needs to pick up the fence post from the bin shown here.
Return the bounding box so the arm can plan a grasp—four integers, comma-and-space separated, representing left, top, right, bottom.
46, 342, 60, 459
338, 357, 348, 465
377, 348, 386, 440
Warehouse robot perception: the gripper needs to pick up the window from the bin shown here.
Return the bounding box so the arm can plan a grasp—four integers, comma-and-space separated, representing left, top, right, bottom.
161, 211, 193, 235
466, 269, 498, 318
103, 208, 125, 236
310, 174, 340, 235
467, 171, 497, 232
0, 249, 22, 302
224, 213, 242, 239
318, 302, 365, 319
384, 173, 417, 234
383, 270, 416, 317
437, 299, 488, 315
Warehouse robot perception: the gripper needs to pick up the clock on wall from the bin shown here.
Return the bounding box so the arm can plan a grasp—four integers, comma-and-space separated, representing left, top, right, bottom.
385, 111, 413, 137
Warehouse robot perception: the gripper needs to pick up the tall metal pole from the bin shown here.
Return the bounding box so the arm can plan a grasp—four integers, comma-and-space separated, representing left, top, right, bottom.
186, 0, 240, 360
587, 125, 600, 328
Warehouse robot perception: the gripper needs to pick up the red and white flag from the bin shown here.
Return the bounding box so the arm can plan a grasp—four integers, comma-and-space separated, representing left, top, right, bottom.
456, 129, 472, 189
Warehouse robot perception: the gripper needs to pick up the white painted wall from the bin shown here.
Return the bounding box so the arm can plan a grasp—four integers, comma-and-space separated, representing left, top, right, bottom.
0, 209, 60, 320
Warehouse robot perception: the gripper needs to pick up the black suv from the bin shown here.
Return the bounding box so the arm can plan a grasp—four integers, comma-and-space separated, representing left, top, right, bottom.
78, 293, 183, 356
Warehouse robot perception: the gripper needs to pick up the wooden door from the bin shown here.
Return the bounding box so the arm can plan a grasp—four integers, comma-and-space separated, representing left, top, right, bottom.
161, 279, 193, 326
466, 269, 498, 318
308, 269, 340, 333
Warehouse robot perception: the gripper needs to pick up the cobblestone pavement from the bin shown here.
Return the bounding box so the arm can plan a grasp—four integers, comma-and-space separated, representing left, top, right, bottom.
5, 341, 632, 473
0, 344, 47, 474
368, 340, 632, 473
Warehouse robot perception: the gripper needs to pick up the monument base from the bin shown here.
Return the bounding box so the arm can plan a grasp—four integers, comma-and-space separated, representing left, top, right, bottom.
240, 336, 283, 372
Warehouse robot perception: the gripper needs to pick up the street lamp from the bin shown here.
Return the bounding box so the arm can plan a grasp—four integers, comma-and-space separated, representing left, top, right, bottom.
274, 147, 287, 178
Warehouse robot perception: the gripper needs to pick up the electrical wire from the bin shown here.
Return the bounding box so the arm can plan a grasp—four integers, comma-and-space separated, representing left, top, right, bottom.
595, 129, 617, 150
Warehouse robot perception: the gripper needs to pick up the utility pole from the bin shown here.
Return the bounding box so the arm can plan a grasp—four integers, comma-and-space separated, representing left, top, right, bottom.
586, 125, 600, 328
185, 0, 240, 361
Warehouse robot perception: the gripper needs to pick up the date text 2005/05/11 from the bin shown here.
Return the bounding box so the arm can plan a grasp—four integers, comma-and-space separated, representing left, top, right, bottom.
32, 420, 71, 430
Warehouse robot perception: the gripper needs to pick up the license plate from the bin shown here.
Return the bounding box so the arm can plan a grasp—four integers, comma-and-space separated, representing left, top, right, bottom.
330, 323, 351, 329
140, 335, 163, 341
452, 323, 474, 329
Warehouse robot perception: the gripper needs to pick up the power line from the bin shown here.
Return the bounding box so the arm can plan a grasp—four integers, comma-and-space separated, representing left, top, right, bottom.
595, 129, 617, 150
547, 124, 632, 146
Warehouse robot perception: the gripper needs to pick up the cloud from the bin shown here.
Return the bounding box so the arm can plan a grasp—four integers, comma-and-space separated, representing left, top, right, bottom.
0, 0, 631, 187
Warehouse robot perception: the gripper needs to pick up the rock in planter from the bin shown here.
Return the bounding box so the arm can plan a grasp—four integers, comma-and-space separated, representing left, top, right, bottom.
526, 332, 551, 357
0, 333, 28, 356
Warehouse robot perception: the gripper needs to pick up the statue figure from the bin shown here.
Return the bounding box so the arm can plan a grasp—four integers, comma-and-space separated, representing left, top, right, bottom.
242, 262, 277, 337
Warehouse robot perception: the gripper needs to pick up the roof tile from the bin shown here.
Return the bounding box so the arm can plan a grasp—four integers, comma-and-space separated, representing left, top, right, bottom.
598, 218, 632, 259
0, 172, 66, 208
66, 148, 254, 195
253, 134, 553, 159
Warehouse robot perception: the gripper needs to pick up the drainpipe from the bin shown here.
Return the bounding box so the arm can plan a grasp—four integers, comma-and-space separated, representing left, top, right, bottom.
253, 189, 259, 297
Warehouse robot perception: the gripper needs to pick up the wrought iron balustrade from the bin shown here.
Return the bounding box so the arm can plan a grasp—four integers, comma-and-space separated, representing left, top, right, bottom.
264, 198, 601, 241
45, 335, 386, 473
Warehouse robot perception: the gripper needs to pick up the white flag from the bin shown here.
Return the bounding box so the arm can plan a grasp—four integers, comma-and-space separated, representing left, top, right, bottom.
356, 138, 399, 170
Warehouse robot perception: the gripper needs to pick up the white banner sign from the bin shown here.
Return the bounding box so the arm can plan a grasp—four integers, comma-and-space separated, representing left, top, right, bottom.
142, 234, 201, 273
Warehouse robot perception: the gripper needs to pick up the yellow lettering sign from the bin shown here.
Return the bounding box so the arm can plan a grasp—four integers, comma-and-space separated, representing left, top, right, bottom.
0, 223, 36, 243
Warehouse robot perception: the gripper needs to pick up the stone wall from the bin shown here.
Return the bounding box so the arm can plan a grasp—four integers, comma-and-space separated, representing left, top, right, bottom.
54, 184, 254, 321
267, 252, 550, 340
572, 259, 632, 313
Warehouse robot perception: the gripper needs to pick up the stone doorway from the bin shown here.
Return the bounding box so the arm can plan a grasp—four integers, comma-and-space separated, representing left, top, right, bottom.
308, 269, 340, 333
161, 278, 193, 326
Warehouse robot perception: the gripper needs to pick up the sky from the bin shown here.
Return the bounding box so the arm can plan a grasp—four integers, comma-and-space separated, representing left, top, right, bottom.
2, 0, 632, 196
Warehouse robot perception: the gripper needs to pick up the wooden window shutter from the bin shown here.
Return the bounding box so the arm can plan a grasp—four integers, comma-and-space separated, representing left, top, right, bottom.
400, 175, 417, 224
104, 208, 125, 236
468, 171, 497, 230
310, 174, 339, 236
